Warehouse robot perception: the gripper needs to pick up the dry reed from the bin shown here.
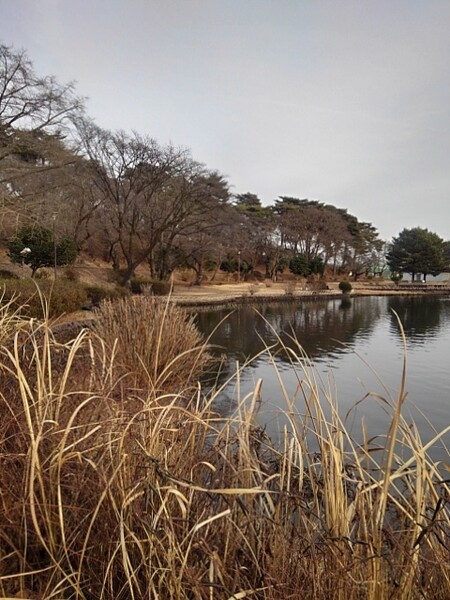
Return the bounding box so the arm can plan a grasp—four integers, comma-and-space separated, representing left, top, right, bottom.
90, 296, 211, 396
0, 299, 448, 599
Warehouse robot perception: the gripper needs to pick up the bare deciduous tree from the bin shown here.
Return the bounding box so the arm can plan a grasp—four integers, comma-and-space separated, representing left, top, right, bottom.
0, 44, 85, 240
78, 121, 227, 283
0, 43, 84, 143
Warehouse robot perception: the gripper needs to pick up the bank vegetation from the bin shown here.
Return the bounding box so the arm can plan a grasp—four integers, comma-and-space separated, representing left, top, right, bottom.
0, 294, 448, 599
6, 42, 449, 291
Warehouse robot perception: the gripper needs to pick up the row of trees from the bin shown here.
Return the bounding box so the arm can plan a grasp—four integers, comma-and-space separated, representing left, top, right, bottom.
1, 43, 449, 283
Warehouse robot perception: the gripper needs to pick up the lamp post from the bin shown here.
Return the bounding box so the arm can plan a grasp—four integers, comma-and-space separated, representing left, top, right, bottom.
19, 247, 31, 268
52, 213, 57, 280
237, 251, 241, 284
262, 251, 268, 279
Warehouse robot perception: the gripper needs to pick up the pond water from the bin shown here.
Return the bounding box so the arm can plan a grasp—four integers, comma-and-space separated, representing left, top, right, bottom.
195, 295, 450, 461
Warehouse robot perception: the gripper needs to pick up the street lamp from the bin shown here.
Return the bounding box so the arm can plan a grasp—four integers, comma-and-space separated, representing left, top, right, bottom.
262, 251, 268, 279
52, 213, 57, 280
52, 213, 58, 281
19, 247, 31, 268
237, 251, 241, 283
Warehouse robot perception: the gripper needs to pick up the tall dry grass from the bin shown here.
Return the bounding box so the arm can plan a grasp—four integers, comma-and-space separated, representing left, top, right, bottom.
0, 298, 448, 599
90, 296, 211, 395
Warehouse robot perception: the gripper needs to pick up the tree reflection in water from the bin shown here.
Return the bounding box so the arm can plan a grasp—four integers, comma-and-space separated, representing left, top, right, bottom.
195, 296, 450, 461
388, 296, 446, 344
196, 296, 383, 366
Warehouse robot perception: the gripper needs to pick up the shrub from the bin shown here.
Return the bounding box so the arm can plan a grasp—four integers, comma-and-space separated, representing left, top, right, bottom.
0, 269, 19, 279
220, 258, 238, 274
84, 284, 127, 307
150, 279, 171, 295
339, 280, 353, 294
8, 225, 77, 276
33, 268, 51, 279
129, 277, 143, 294
220, 258, 251, 276
130, 275, 153, 294
0, 278, 88, 318
391, 271, 403, 285
307, 278, 329, 291
44, 281, 88, 316
309, 256, 325, 275
289, 254, 309, 276
205, 259, 217, 271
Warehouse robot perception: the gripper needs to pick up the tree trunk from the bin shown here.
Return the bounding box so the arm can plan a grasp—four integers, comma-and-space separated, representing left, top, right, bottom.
194, 260, 204, 285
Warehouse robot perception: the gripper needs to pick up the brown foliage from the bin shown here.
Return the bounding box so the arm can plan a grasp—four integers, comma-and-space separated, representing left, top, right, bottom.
0, 304, 448, 599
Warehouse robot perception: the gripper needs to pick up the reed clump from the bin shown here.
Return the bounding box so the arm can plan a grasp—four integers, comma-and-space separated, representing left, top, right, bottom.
90, 295, 211, 394
0, 299, 448, 599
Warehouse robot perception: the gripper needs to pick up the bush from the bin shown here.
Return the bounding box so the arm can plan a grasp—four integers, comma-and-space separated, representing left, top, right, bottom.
8, 225, 77, 276
0, 269, 18, 279
130, 276, 152, 294
84, 284, 128, 307
307, 278, 329, 291
0, 278, 88, 318
339, 280, 353, 294
150, 280, 171, 295
391, 272, 403, 285
289, 255, 310, 276
33, 268, 51, 279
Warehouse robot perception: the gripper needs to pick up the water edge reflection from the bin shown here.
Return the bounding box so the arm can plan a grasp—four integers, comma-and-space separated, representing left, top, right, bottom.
195, 296, 450, 461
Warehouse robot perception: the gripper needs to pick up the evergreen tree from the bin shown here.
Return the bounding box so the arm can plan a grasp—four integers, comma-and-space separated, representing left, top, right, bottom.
387, 227, 446, 282
8, 226, 77, 276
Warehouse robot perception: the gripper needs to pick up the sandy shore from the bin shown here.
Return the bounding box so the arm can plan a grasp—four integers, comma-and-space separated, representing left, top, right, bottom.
168, 280, 450, 307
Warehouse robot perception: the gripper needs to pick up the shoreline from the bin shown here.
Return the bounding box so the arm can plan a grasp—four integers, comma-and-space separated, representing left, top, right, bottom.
169, 281, 450, 309
54, 282, 450, 327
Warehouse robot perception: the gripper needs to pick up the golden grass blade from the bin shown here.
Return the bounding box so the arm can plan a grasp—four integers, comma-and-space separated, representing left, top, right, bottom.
0, 298, 448, 599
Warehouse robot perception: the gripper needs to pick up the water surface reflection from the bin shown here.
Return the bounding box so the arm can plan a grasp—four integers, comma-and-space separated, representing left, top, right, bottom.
387, 296, 447, 344
197, 296, 384, 364
196, 296, 450, 460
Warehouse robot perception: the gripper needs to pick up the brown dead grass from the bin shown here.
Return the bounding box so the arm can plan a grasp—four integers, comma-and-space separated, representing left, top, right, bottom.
0, 301, 448, 599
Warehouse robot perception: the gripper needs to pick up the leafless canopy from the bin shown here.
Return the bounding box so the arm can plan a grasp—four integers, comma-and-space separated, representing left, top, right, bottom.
0, 43, 84, 138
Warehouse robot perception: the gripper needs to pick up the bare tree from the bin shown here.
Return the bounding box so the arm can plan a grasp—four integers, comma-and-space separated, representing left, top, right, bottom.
0, 44, 86, 239
0, 44, 84, 143
77, 121, 222, 283
173, 174, 231, 283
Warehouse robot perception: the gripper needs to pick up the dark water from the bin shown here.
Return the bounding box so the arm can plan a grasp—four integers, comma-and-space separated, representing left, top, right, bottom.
196, 295, 450, 460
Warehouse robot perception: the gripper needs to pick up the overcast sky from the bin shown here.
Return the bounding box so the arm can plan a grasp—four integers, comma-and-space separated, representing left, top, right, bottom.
1, 0, 449, 241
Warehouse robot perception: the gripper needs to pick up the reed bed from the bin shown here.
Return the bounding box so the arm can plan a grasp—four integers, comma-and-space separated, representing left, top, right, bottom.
0, 297, 448, 599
